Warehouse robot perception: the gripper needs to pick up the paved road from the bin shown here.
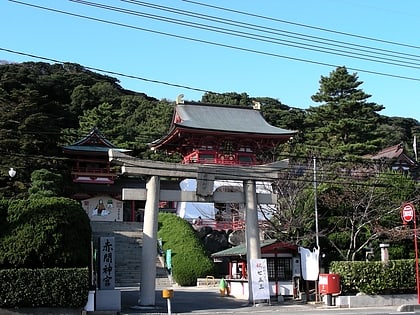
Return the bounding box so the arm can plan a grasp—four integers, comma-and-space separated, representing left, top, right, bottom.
120, 286, 410, 315
0, 286, 416, 315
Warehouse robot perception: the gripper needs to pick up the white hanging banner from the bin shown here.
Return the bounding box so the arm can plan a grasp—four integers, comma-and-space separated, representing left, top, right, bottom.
250, 258, 270, 301
299, 246, 320, 281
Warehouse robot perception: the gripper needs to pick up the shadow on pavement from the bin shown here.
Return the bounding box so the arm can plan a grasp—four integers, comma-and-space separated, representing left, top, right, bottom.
121, 286, 252, 314
0, 286, 312, 314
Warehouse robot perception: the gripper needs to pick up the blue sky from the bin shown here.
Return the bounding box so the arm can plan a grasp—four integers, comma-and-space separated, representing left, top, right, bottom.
1, 0, 420, 120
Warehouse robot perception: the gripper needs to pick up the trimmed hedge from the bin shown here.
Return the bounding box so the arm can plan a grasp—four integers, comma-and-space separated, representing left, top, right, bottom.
0, 268, 89, 308
158, 213, 215, 286
330, 259, 416, 295
0, 197, 91, 268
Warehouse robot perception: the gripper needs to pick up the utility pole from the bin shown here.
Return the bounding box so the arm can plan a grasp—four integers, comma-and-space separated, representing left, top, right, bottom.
313, 156, 320, 302
313, 157, 319, 248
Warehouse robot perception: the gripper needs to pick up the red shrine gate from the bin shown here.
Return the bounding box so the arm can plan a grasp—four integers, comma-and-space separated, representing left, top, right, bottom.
149, 97, 296, 229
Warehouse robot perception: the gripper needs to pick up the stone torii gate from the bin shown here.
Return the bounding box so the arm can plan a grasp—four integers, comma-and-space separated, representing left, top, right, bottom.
109, 149, 289, 305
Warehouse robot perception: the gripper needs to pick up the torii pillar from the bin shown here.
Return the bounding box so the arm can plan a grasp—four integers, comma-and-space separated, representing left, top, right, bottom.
244, 179, 261, 303
139, 176, 160, 306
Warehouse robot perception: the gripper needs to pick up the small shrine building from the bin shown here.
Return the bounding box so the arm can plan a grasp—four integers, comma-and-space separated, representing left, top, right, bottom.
211, 239, 301, 299
62, 127, 133, 221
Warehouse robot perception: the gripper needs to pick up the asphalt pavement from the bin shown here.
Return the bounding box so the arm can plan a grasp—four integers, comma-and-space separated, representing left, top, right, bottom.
0, 286, 415, 315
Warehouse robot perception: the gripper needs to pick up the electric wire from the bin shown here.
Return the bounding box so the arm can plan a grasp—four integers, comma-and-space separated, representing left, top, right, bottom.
65, 0, 420, 71
120, 0, 420, 66
0, 47, 210, 94
6, 0, 420, 83
182, 0, 420, 51
2, 150, 415, 191
2, 6, 418, 158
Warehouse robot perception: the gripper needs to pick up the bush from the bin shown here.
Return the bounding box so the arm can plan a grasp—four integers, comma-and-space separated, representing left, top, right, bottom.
0, 199, 10, 237
330, 259, 416, 295
0, 197, 91, 268
0, 268, 89, 308
158, 213, 215, 286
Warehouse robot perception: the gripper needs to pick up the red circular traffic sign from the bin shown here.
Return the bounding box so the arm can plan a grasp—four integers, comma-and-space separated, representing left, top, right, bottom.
401, 203, 416, 223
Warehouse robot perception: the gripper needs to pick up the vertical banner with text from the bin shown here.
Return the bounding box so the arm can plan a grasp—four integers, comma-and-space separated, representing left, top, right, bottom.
250, 258, 270, 301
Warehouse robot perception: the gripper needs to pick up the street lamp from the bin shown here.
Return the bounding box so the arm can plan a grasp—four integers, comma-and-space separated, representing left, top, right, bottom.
8, 168, 16, 179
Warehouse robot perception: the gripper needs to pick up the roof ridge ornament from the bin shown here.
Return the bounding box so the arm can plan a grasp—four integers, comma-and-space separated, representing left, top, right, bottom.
176, 94, 184, 104
252, 101, 261, 110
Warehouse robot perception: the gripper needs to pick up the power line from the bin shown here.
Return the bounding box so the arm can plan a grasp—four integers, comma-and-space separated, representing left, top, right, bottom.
70, 0, 420, 70
121, 0, 420, 64
182, 0, 420, 51
0, 47, 210, 93
6, 0, 420, 83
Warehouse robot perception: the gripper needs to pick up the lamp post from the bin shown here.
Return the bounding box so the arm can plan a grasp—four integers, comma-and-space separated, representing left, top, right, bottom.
8, 168, 16, 197
8, 168, 16, 179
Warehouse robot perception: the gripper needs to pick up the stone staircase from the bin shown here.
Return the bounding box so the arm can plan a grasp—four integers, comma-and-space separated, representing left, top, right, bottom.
91, 221, 142, 287
91, 221, 172, 288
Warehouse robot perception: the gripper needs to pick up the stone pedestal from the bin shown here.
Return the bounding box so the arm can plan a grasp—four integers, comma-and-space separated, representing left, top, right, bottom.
96, 290, 121, 311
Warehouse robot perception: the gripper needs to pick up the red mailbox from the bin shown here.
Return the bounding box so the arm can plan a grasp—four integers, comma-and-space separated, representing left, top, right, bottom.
319, 273, 341, 295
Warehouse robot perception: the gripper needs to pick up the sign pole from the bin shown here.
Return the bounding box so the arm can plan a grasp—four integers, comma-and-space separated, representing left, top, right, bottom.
401, 202, 420, 304
414, 210, 420, 304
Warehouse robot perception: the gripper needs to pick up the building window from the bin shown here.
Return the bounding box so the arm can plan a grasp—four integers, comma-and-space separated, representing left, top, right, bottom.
267, 257, 292, 281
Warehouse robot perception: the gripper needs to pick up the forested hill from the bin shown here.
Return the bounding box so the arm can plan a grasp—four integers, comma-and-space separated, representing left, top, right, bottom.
0, 62, 419, 187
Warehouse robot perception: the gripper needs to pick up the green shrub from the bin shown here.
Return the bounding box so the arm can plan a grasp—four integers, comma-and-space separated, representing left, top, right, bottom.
330, 259, 416, 295
158, 213, 215, 286
0, 199, 10, 237
0, 197, 91, 268
0, 268, 89, 308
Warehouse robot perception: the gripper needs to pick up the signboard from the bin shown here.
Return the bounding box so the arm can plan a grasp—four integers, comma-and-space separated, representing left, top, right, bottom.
166, 249, 172, 273
82, 195, 123, 221
400, 202, 420, 304
250, 258, 270, 301
401, 202, 415, 223
99, 237, 115, 290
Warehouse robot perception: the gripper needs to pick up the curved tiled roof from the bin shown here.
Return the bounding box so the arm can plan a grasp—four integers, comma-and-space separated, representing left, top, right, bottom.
63, 127, 131, 154
150, 102, 296, 149
174, 103, 295, 135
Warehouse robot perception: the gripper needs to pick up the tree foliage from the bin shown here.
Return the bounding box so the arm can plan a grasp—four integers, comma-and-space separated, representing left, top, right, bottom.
28, 169, 63, 198
305, 66, 386, 157
317, 168, 416, 261
158, 213, 215, 286
0, 61, 419, 264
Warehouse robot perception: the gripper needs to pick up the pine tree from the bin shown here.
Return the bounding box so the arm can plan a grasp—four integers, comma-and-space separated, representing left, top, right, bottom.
305, 66, 385, 157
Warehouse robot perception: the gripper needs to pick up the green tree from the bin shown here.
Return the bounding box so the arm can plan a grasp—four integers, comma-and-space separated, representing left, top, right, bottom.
265, 159, 316, 246
318, 167, 416, 261
28, 169, 63, 198
201, 92, 251, 106
158, 213, 215, 286
78, 102, 117, 138
305, 66, 385, 157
